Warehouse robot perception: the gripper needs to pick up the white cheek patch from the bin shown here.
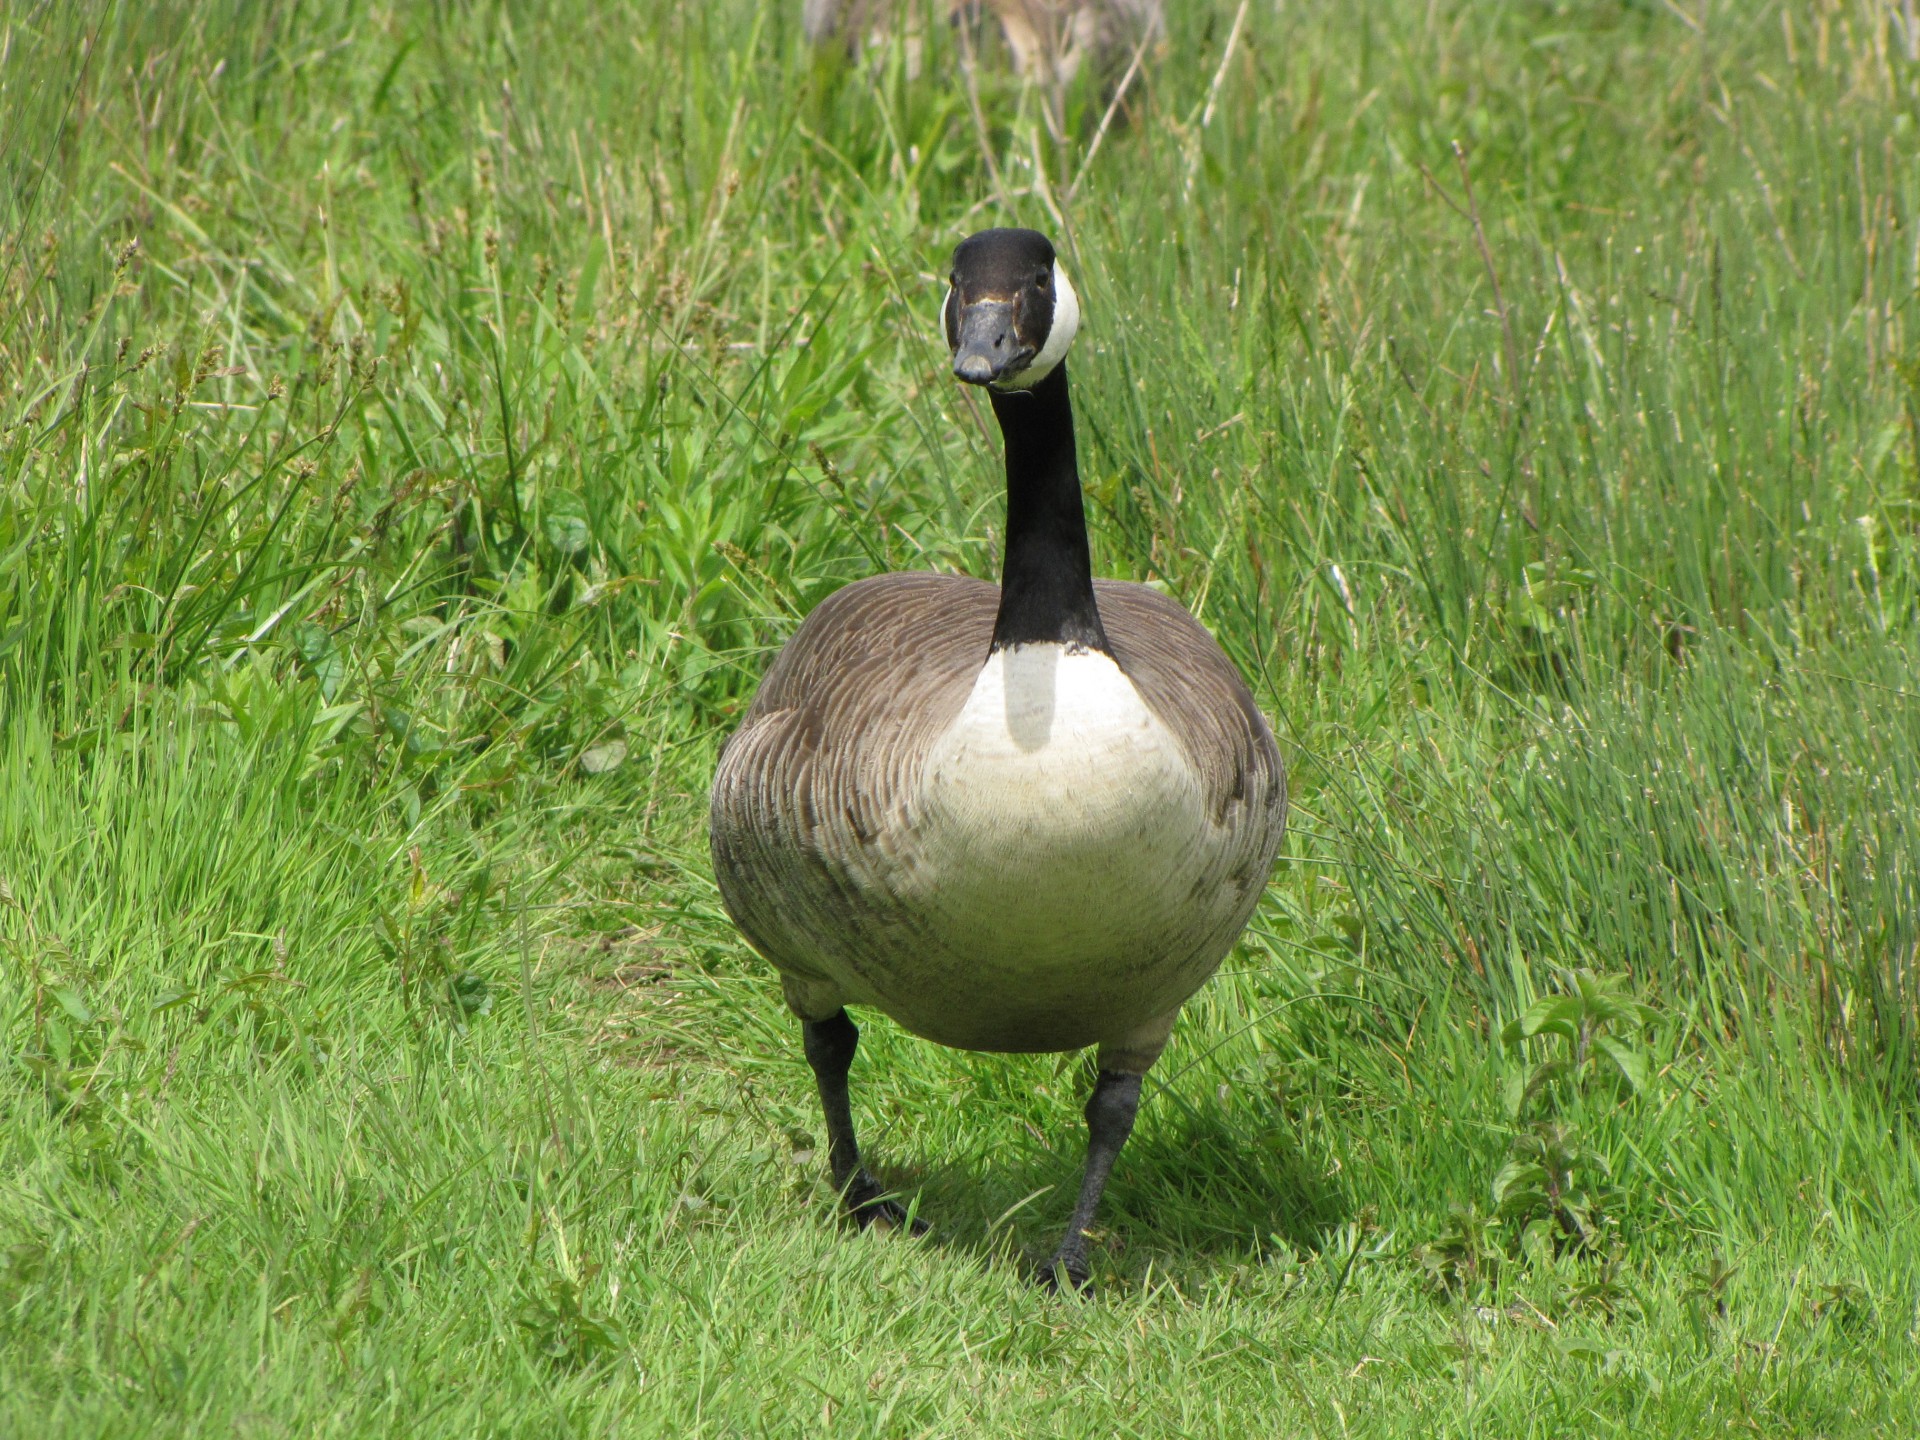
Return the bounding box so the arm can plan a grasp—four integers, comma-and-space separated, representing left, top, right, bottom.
994, 261, 1080, 390
939, 286, 957, 349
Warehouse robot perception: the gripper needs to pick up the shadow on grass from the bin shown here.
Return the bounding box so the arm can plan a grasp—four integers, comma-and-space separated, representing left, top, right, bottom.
866, 1094, 1348, 1288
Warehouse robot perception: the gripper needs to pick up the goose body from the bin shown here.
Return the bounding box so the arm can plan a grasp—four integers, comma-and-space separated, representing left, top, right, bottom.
714, 574, 1280, 1063
710, 228, 1286, 1288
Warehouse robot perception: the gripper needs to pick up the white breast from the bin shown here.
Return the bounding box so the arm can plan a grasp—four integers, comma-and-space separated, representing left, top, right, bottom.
905, 644, 1215, 976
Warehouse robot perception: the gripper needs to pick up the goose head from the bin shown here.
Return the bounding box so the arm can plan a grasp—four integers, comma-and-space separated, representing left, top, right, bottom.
943, 228, 1082, 391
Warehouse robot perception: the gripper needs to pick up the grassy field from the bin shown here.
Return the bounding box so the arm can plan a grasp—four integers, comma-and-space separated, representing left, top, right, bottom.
3, 0, 1919, 1432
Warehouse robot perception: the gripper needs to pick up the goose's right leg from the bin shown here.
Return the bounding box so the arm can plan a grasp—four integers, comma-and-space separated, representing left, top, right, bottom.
802, 1010, 926, 1234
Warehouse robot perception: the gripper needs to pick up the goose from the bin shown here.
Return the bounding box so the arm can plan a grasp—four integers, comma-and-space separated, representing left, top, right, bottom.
804, 1, 1167, 93
709, 227, 1286, 1290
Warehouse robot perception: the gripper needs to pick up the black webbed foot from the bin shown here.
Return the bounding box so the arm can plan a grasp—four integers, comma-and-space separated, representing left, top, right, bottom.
841, 1172, 930, 1236
1035, 1256, 1094, 1296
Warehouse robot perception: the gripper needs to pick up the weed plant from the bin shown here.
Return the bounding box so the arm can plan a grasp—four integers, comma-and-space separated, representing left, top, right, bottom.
2, 0, 1919, 1434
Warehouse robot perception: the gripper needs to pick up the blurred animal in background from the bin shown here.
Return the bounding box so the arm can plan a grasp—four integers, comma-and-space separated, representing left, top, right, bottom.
804, 0, 1166, 93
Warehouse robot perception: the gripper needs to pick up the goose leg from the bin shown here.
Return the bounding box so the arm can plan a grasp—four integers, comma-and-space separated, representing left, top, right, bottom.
801, 1010, 925, 1234
1041, 1069, 1143, 1292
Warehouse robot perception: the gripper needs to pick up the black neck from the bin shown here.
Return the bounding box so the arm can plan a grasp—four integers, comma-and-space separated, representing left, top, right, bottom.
987, 363, 1108, 654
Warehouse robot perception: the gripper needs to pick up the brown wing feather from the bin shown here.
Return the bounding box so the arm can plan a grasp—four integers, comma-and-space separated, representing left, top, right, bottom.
710, 574, 1000, 984
742, 572, 998, 727
1094, 579, 1287, 831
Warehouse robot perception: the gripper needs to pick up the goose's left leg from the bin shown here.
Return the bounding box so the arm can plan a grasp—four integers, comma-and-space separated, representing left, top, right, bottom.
1041, 1068, 1142, 1291
1040, 1013, 1177, 1292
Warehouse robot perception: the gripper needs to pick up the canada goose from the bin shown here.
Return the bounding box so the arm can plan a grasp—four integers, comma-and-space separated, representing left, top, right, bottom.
710, 227, 1285, 1290
804, 1, 1167, 92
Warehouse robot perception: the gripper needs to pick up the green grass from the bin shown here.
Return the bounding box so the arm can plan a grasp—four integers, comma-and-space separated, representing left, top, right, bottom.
3, 0, 1919, 1432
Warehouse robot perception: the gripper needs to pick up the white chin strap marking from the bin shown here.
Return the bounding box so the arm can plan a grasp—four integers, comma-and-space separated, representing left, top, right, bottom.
994, 261, 1080, 391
